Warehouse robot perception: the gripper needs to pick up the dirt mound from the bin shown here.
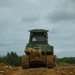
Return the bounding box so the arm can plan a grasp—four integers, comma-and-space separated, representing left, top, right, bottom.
55, 66, 75, 75
0, 63, 13, 75
0, 63, 75, 75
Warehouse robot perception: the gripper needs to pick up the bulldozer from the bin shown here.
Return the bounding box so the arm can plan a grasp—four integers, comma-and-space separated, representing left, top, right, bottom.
22, 29, 56, 69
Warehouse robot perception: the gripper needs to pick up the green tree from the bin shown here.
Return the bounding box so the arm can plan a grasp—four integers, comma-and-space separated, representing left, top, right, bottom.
0, 52, 22, 66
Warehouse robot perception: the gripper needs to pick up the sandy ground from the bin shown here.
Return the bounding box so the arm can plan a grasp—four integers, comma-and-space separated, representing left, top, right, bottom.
0, 63, 75, 75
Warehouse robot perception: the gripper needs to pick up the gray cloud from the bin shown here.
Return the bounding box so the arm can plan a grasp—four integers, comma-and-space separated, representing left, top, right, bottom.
71, 0, 75, 3
47, 9, 75, 22
22, 17, 39, 22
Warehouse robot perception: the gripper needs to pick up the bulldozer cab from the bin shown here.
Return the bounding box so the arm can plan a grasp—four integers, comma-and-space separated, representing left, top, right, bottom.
29, 29, 48, 44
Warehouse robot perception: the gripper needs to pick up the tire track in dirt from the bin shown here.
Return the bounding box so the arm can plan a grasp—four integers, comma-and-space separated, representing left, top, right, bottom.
12, 68, 58, 75
12, 68, 47, 75
47, 68, 57, 75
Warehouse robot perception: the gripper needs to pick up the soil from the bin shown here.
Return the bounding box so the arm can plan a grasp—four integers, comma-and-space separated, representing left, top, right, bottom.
0, 63, 75, 75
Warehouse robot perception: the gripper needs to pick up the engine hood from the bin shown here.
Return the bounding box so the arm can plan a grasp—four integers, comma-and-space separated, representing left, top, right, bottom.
26, 43, 53, 52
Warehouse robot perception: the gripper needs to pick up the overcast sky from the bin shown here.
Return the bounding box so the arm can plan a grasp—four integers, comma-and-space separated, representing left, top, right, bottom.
0, 0, 75, 57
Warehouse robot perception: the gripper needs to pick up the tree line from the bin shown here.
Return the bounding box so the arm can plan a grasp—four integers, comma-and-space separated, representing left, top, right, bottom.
0, 52, 75, 66
57, 57, 75, 66
0, 52, 22, 66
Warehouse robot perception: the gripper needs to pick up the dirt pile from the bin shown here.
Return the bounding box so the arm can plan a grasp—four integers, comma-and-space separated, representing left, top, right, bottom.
0, 63, 15, 75
55, 66, 75, 75
0, 63, 75, 75
0, 63, 21, 75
